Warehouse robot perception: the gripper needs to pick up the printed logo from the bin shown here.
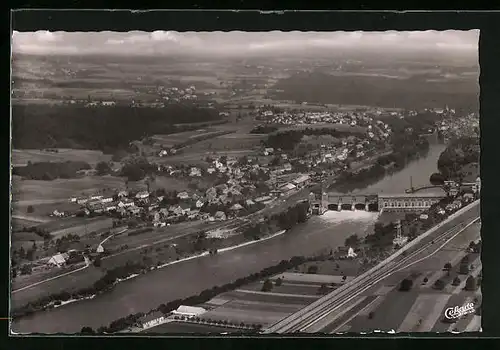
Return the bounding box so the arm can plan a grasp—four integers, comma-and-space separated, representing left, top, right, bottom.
444, 303, 475, 319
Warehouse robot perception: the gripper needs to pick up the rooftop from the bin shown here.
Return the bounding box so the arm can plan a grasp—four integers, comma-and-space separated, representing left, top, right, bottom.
378, 192, 446, 199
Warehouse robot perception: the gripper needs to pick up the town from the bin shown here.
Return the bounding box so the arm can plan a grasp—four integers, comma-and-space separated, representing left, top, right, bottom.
10, 29, 481, 335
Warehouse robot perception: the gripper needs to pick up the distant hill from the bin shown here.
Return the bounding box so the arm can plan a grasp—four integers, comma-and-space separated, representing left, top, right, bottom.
271, 71, 478, 112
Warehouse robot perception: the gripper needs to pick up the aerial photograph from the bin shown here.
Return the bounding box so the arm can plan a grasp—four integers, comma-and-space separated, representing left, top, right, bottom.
10, 29, 480, 335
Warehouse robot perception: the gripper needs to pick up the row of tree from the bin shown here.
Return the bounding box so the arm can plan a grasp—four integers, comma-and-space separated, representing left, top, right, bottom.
13, 160, 92, 180
80, 255, 325, 333
271, 71, 478, 112
437, 136, 480, 180
11, 260, 148, 320
250, 125, 279, 134
241, 201, 310, 240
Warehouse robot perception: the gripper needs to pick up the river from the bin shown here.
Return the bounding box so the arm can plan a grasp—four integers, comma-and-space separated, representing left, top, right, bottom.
11, 142, 446, 334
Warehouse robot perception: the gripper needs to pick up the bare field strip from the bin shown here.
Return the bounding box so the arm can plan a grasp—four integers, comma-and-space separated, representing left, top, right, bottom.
397, 293, 451, 332
349, 291, 420, 332
12, 263, 84, 291
243, 281, 330, 296
11, 217, 44, 229
11, 266, 106, 308
35, 216, 112, 236
50, 218, 113, 238
277, 123, 367, 134
185, 135, 264, 153
12, 149, 112, 167
12, 201, 82, 219
148, 321, 239, 334
275, 272, 355, 285
201, 307, 290, 325
430, 293, 478, 333
222, 299, 304, 314
222, 290, 318, 306
12, 176, 126, 201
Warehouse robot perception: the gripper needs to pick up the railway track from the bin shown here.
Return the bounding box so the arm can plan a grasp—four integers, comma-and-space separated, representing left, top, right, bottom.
265, 214, 479, 333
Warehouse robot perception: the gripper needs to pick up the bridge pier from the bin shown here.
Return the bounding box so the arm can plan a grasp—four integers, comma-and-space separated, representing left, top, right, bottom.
337, 201, 342, 211
351, 203, 355, 211
365, 203, 369, 211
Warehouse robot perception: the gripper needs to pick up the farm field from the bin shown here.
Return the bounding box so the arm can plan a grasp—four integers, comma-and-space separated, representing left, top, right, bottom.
200, 305, 294, 326
184, 133, 265, 153
12, 176, 127, 202
277, 123, 367, 134
12, 262, 86, 292
33, 216, 113, 237
293, 259, 366, 277
49, 217, 114, 238
11, 231, 45, 251
149, 176, 208, 193
12, 149, 112, 167
159, 150, 258, 166
241, 282, 331, 296
11, 265, 106, 309
274, 272, 356, 285
183, 258, 367, 328
150, 128, 230, 148
104, 220, 206, 251
147, 321, 244, 334
11, 217, 44, 229
12, 201, 82, 221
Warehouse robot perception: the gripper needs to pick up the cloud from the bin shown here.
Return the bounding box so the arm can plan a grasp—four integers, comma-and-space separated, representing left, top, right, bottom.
11, 30, 479, 56
34, 30, 61, 42
106, 39, 126, 45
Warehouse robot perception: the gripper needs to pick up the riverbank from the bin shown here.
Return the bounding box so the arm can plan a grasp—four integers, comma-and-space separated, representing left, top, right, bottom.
11, 229, 288, 321
11, 142, 446, 334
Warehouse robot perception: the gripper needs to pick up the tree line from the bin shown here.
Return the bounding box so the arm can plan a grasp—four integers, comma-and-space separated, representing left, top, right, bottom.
437, 136, 480, 180
241, 201, 310, 240
271, 71, 478, 111
250, 125, 279, 134
12, 104, 220, 153
80, 254, 326, 334
11, 260, 148, 320
13, 161, 92, 180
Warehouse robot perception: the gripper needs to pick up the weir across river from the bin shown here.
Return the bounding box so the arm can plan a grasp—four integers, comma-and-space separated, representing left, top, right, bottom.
311, 190, 446, 214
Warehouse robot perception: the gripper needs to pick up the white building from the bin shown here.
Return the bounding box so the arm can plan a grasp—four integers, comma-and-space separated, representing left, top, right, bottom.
140, 311, 166, 329
172, 305, 207, 318
135, 191, 149, 200
177, 191, 190, 200
101, 197, 113, 203
47, 252, 69, 267
281, 183, 297, 193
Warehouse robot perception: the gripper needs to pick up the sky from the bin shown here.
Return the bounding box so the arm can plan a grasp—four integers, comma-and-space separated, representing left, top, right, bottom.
11, 30, 479, 57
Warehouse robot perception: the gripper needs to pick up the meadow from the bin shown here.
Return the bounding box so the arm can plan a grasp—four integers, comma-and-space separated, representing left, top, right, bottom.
12, 149, 112, 167
12, 176, 127, 202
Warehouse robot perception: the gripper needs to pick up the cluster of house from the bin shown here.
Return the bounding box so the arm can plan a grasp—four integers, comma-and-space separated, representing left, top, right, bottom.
259, 110, 382, 129
149, 85, 199, 104
272, 174, 312, 196
257, 109, 393, 144
68, 181, 256, 225
438, 112, 479, 140
67, 156, 318, 226
316, 138, 376, 163
47, 249, 87, 268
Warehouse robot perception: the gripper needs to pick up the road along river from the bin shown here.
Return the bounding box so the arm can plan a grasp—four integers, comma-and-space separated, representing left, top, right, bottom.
11, 143, 446, 334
